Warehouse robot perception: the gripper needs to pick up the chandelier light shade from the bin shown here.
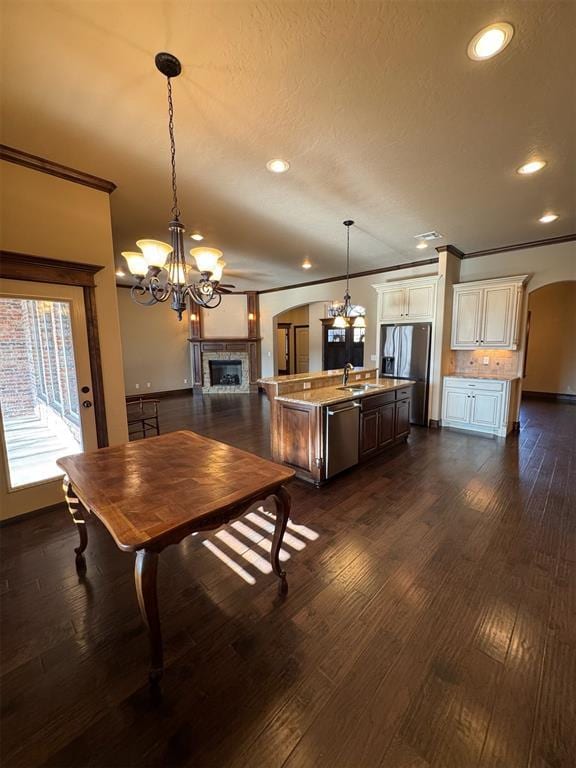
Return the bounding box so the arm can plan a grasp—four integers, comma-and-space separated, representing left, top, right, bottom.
330, 220, 366, 328
124, 52, 234, 320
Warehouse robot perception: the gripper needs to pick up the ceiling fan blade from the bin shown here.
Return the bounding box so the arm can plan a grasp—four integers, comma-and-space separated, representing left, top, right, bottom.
217, 287, 234, 294
218, 283, 236, 289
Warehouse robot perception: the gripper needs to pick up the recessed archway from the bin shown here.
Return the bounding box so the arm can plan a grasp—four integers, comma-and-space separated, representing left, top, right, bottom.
523, 281, 576, 399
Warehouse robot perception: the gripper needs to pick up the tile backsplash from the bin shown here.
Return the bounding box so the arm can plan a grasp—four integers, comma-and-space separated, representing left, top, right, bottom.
449, 349, 520, 376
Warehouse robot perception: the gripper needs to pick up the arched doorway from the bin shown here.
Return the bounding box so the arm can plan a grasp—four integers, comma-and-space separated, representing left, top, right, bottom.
523, 281, 576, 399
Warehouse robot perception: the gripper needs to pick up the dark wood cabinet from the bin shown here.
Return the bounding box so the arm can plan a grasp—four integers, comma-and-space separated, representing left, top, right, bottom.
359, 387, 412, 461
360, 409, 379, 455
321, 319, 365, 370
378, 401, 396, 447
395, 398, 411, 438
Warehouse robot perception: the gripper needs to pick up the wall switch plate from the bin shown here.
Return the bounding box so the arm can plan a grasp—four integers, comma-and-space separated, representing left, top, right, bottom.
303, 382, 311, 389
370, 354, 377, 362
146, 382, 151, 388
135, 383, 140, 389
482, 356, 490, 365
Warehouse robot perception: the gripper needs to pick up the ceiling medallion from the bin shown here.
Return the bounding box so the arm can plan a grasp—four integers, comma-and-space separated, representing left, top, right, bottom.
122, 52, 234, 320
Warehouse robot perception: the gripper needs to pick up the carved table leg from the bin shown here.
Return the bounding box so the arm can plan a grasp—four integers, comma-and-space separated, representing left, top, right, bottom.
135, 549, 163, 686
270, 485, 291, 595
63, 477, 88, 573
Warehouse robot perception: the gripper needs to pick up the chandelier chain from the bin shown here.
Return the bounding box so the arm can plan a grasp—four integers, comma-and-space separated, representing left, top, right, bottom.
166, 77, 181, 221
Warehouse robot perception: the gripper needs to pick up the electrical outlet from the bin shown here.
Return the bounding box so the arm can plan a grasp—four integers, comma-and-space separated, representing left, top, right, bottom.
135, 383, 140, 389
483, 356, 490, 366
355, 374, 361, 380
370, 354, 377, 362
184, 378, 188, 384
303, 382, 311, 390
146, 382, 151, 388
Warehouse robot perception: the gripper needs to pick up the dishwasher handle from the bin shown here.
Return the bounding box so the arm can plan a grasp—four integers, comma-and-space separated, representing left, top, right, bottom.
327, 402, 361, 416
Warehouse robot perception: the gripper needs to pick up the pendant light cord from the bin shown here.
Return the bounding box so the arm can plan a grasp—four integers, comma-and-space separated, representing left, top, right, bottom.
166, 77, 181, 221
346, 223, 350, 294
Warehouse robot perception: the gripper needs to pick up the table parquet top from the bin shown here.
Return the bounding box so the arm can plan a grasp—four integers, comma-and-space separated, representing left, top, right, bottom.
57, 430, 294, 551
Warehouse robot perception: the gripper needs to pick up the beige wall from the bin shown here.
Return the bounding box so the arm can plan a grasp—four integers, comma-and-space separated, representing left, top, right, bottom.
523, 281, 576, 396
117, 287, 191, 395
201, 294, 248, 337
0, 160, 128, 517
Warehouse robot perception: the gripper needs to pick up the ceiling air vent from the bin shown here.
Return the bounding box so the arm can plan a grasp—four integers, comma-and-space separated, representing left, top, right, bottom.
414, 231, 443, 241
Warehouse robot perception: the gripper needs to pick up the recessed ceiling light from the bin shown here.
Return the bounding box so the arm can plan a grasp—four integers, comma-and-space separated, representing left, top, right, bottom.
539, 213, 559, 223
115, 270, 125, 277
266, 158, 290, 174
302, 258, 312, 270
517, 160, 547, 175
416, 242, 428, 250
468, 22, 514, 61
190, 232, 204, 241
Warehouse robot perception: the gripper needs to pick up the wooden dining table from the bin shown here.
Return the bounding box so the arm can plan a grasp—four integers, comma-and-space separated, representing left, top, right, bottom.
57, 430, 295, 685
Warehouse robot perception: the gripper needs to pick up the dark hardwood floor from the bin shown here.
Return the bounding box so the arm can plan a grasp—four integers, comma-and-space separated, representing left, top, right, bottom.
1, 393, 574, 767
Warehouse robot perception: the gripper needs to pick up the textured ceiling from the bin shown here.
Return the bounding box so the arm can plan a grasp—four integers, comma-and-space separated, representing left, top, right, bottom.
1, 0, 575, 289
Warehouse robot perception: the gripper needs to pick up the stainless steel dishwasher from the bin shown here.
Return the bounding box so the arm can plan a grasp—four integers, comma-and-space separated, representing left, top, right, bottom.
324, 400, 361, 478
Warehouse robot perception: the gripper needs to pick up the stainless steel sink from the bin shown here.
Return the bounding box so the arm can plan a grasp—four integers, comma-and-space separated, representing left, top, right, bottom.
336, 383, 381, 393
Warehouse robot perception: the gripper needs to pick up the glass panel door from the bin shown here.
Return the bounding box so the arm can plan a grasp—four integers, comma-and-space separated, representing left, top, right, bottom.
0, 281, 98, 519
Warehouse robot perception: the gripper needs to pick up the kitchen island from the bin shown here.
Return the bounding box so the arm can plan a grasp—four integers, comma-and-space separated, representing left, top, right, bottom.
259, 368, 414, 485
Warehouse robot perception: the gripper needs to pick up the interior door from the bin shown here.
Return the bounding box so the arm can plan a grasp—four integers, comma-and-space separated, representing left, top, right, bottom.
0, 280, 98, 519
294, 326, 310, 373
276, 326, 290, 374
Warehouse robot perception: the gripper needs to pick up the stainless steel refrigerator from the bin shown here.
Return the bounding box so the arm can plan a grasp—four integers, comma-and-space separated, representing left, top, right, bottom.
380, 323, 432, 426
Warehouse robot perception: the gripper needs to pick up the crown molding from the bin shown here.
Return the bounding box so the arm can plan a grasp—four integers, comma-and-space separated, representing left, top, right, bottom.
0, 144, 116, 194
257, 258, 439, 295
460, 233, 576, 259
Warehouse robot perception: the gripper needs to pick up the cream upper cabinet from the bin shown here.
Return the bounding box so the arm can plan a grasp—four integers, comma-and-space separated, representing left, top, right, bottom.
379, 286, 406, 321
374, 277, 438, 323
451, 276, 527, 350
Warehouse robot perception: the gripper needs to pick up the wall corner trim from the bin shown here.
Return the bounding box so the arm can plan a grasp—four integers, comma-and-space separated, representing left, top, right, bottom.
0, 144, 117, 194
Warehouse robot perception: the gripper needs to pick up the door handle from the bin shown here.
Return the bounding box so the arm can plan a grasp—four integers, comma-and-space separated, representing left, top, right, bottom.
327, 403, 361, 415
82, 400, 93, 408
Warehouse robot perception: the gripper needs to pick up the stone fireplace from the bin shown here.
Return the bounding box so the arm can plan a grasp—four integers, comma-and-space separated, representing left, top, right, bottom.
188, 291, 261, 394
201, 350, 251, 393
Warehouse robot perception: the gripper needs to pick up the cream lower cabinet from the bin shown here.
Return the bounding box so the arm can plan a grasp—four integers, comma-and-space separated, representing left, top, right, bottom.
441, 377, 517, 437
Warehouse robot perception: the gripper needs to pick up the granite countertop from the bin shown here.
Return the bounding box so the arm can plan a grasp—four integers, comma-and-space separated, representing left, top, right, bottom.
258, 366, 376, 385
445, 372, 521, 381
275, 377, 415, 406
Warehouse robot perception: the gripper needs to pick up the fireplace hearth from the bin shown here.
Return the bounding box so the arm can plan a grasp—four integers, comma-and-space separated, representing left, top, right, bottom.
209, 359, 242, 387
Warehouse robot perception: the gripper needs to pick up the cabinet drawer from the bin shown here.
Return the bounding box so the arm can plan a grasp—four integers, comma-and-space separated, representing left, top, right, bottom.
361, 391, 396, 410
395, 387, 412, 400
444, 378, 504, 392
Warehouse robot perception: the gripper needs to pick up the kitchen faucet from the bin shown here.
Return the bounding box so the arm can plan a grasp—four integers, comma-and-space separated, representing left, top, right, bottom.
342, 362, 354, 385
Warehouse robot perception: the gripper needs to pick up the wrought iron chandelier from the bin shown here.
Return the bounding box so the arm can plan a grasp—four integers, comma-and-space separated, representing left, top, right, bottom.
330, 220, 366, 329
123, 52, 234, 321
